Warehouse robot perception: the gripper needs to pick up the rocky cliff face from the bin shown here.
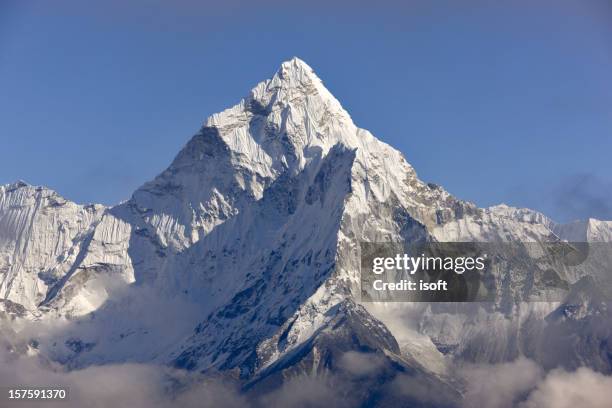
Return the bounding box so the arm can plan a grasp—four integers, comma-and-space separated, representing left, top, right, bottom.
1, 58, 611, 402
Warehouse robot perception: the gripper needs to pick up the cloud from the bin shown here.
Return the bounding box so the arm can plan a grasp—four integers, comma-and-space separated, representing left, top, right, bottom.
172, 379, 248, 408
551, 173, 612, 222
0, 349, 166, 408
3, 321, 612, 408
363, 303, 427, 341
389, 373, 458, 407
521, 367, 612, 408
0, 326, 354, 408
460, 358, 544, 408
18, 284, 205, 368
460, 359, 612, 408
257, 375, 353, 408
0, 344, 245, 408
337, 351, 386, 377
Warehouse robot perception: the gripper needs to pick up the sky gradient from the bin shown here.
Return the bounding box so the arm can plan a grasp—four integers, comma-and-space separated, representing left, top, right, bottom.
1, 0, 611, 222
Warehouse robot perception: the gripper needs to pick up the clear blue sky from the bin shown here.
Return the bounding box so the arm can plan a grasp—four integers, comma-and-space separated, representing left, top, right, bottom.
1, 0, 611, 222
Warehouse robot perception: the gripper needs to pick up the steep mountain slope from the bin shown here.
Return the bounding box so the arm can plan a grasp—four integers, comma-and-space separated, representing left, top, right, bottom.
0, 182, 105, 315
1, 58, 611, 404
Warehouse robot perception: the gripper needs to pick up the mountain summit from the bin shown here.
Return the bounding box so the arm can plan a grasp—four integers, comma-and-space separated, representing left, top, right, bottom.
1, 58, 611, 405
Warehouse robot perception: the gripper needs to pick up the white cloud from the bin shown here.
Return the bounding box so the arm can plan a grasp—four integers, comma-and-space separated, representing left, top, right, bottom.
3, 323, 612, 408
337, 351, 385, 377
521, 367, 612, 408
460, 358, 612, 408
257, 375, 353, 408
0, 346, 246, 408
389, 373, 457, 406
460, 358, 543, 408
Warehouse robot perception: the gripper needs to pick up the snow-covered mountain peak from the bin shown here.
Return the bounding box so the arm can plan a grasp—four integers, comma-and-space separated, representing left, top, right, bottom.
0, 183, 106, 312
123, 58, 411, 255
487, 204, 554, 228
206, 57, 355, 157
2, 180, 30, 192
274, 56, 323, 88
126, 58, 473, 259
271, 56, 349, 117
555, 218, 612, 242
199, 59, 429, 200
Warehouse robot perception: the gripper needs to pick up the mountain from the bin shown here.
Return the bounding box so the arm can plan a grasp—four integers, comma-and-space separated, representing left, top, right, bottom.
1, 58, 611, 406
0, 181, 105, 314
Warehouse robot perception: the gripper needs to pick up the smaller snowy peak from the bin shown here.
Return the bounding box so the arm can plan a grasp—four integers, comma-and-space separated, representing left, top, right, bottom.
585, 218, 612, 241
0, 182, 106, 312
1, 181, 104, 212
1, 181, 63, 207
487, 204, 554, 228
8, 180, 30, 188
488, 204, 612, 242
1, 180, 31, 194
553, 219, 590, 242
554, 218, 612, 242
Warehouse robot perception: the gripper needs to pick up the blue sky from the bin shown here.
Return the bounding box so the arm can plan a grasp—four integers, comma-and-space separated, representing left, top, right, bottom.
1, 0, 611, 222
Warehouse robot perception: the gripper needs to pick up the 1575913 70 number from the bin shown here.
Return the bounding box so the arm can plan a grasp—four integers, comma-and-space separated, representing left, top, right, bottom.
5, 387, 68, 401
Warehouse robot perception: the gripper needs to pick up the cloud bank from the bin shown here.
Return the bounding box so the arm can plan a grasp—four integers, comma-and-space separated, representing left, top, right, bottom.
461, 358, 612, 408
2, 331, 612, 408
